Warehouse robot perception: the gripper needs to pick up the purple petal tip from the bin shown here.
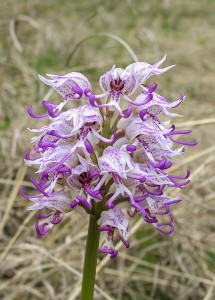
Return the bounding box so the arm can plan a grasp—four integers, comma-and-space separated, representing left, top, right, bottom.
126, 145, 136, 152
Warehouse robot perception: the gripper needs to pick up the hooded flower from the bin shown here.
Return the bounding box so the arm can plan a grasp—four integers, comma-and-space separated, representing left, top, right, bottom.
38, 72, 91, 112
125, 117, 182, 163
126, 54, 175, 83
68, 154, 102, 209
99, 207, 129, 259
98, 146, 160, 219
86, 55, 174, 118
19, 183, 72, 236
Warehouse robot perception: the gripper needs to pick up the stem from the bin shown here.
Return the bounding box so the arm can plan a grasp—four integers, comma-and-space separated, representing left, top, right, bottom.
81, 108, 112, 299
98, 109, 113, 154
102, 117, 111, 139
80, 204, 101, 300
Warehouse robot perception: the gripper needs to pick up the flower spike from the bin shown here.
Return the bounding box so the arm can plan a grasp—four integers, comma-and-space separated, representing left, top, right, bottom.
20, 55, 195, 262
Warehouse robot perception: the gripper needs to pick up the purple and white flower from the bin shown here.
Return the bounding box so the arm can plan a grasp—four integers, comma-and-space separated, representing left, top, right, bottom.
99, 207, 129, 259
68, 154, 102, 210
39, 72, 91, 113
21, 55, 196, 258
87, 55, 174, 118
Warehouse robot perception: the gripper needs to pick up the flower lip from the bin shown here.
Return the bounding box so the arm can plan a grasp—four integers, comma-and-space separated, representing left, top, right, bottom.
35, 210, 64, 236
144, 208, 158, 223
51, 210, 63, 224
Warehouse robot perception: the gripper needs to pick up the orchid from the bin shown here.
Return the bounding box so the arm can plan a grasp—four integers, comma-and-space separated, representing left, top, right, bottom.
21, 56, 196, 263
99, 207, 129, 259
88, 55, 174, 118
38, 72, 91, 114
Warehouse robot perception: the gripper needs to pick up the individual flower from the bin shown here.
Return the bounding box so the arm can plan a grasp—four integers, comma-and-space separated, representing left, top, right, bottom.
87, 55, 174, 117
98, 146, 163, 219
99, 207, 129, 259
68, 154, 102, 210
28, 72, 91, 119
20, 183, 72, 236
38, 72, 91, 112
125, 117, 184, 163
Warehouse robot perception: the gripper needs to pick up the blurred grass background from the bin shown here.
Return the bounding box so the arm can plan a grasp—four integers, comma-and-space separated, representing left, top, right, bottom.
0, 0, 215, 299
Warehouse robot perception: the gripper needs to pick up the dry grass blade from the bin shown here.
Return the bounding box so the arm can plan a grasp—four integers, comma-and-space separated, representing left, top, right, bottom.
0, 178, 32, 187
17, 243, 114, 300
103, 268, 183, 288
0, 166, 26, 237
18, 243, 82, 277
170, 145, 215, 171
9, 18, 23, 52
66, 32, 138, 66
175, 118, 215, 127
203, 286, 215, 300
117, 253, 215, 286
0, 211, 36, 264
17, 15, 40, 29
97, 32, 139, 62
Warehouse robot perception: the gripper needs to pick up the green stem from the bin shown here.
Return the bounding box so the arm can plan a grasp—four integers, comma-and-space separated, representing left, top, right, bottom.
80, 206, 101, 300
81, 110, 111, 299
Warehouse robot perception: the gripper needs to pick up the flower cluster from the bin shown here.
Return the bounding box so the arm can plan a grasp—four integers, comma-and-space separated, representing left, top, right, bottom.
20, 55, 196, 259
